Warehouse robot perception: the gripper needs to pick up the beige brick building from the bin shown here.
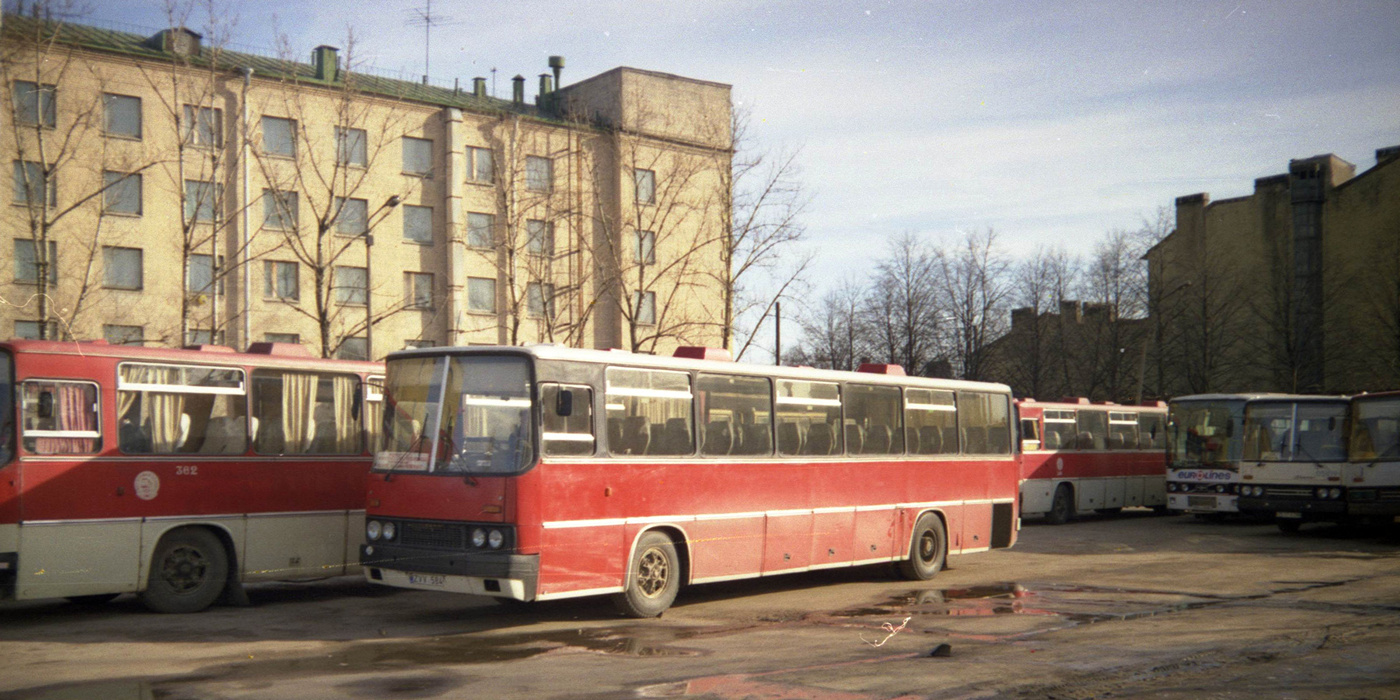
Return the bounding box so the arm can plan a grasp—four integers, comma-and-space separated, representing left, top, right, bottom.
3, 13, 732, 359
1143, 145, 1400, 395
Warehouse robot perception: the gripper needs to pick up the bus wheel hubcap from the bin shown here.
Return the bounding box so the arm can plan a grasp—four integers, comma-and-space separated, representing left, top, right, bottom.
163, 546, 208, 594
637, 548, 669, 597
919, 533, 936, 561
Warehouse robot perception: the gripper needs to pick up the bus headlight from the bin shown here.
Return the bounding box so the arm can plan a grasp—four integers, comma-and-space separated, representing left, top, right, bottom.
366, 520, 382, 541
1168, 483, 1177, 492
1215, 484, 1226, 493
488, 529, 504, 549
382, 522, 396, 541
1329, 488, 1342, 499
1316, 487, 1328, 499
472, 528, 487, 548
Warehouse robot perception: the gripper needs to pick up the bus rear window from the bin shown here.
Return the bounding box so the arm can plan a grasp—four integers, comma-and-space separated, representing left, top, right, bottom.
22, 380, 101, 455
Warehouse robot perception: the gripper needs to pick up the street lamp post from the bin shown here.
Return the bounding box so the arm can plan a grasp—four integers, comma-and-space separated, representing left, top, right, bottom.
364, 195, 402, 360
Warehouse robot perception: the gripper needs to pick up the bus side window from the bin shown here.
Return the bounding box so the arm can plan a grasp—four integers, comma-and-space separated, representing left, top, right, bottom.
21, 380, 101, 455
605, 368, 692, 457
253, 371, 363, 455
696, 374, 772, 457
542, 383, 595, 457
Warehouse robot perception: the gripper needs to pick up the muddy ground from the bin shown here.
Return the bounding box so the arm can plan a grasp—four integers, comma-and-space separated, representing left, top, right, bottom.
3, 512, 1398, 699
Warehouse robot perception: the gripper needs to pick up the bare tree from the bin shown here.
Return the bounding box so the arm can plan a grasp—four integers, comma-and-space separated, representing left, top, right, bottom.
863, 232, 944, 374
796, 278, 866, 371
1001, 245, 1063, 398
941, 228, 1012, 380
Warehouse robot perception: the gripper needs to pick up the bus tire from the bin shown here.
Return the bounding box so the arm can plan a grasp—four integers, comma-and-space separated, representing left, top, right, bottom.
140, 528, 230, 614
1278, 520, 1302, 534
1046, 484, 1074, 525
898, 513, 947, 581
613, 531, 680, 618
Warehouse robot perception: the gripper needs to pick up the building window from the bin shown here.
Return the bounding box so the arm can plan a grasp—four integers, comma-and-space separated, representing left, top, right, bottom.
261, 116, 296, 157
526, 282, 555, 318
467, 277, 496, 313
184, 329, 225, 346
13, 160, 56, 207
13, 239, 57, 284
13, 81, 56, 128
336, 126, 367, 167
188, 253, 224, 296
402, 137, 432, 177
335, 266, 367, 305
262, 189, 298, 230
337, 337, 368, 361
264, 332, 300, 344
405, 272, 433, 309
525, 156, 552, 192
103, 324, 144, 346
466, 212, 494, 248
635, 168, 655, 204
102, 171, 141, 215
264, 260, 299, 301
467, 146, 493, 183
527, 219, 554, 256
103, 93, 141, 138
182, 105, 222, 148
635, 230, 656, 264
184, 179, 220, 223
102, 246, 143, 290
403, 205, 433, 244
14, 320, 58, 340
335, 197, 368, 235
634, 291, 656, 325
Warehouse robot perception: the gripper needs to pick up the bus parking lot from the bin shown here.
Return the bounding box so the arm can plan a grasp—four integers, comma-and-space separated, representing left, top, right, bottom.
3, 512, 1398, 699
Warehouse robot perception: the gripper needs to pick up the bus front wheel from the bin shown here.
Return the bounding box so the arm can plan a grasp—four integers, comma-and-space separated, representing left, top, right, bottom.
898, 513, 947, 580
613, 531, 680, 618
140, 528, 230, 614
1046, 484, 1074, 525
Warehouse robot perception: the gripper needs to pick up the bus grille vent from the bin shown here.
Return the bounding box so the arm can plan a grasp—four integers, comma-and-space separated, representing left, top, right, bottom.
401, 522, 465, 549
1264, 487, 1313, 498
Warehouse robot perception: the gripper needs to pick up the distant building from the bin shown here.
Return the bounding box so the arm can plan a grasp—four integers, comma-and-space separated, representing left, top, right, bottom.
2, 13, 731, 358
1143, 146, 1400, 395
983, 300, 1147, 402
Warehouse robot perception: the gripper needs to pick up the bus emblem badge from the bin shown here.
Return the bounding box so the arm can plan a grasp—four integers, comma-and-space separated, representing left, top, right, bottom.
135, 471, 160, 501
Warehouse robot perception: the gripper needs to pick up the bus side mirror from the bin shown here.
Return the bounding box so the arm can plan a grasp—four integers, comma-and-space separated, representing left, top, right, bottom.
556, 389, 574, 417
37, 390, 54, 420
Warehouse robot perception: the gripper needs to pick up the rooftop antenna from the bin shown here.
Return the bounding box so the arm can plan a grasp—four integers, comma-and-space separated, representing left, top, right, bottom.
491, 67, 497, 98
405, 0, 461, 84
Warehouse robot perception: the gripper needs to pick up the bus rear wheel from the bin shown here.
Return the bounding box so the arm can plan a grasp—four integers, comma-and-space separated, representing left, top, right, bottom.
140, 528, 229, 614
613, 531, 680, 618
898, 513, 947, 580
1046, 484, 1074, 525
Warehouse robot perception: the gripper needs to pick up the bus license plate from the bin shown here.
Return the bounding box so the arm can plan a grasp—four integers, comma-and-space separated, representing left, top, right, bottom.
408, 574, 446, 587
1188, 496, 1215, 508
1276, 512, 1302, 519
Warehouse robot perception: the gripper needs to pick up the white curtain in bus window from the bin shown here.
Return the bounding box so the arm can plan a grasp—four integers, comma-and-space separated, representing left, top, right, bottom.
252, 371, 362, 454
846, 384, 903, 455
1108, 412, 1140, 450
904, 388, 956, 455
541, 384, 594, 456
1075, 410, 1109, 451
364, 376, 385, 452
697, 374, 772, 457
957, 392, 1010, 455
117, 364, 246, 454
606, 368, 693, 456
774, 380, 840, 456
22, 380, 100, 454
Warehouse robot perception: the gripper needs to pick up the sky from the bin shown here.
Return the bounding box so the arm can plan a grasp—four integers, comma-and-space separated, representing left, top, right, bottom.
68, 0, 1400, 344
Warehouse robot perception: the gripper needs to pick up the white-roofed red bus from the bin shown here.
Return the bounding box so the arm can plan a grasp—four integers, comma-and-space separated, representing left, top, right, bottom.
360, 345, 1019, 617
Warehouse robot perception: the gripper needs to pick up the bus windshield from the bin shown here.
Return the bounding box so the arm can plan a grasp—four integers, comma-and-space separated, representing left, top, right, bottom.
375, 354, 534, 475
0, 351, 12, 467
1351, 397, 1400, 462
1243, 401, 1348, 462
1168, 400, 1243, 469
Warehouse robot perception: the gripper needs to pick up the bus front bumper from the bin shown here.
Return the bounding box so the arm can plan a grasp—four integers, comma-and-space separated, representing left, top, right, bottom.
1237, 494, 1346, 520
360, 544, 539, 601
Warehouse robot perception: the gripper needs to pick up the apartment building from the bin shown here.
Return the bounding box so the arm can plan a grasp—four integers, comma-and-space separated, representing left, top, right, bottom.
3, 13, 732, 358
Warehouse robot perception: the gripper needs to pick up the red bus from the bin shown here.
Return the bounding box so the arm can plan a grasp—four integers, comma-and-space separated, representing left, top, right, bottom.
1016, 399, 1168, 524
360, 345, 1020, 617
0, 340, 382, 613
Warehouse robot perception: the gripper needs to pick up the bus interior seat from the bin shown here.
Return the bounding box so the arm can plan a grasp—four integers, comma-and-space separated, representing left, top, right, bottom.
175, 413, 191, 450
742, 424, 771, 455
199, 416, 246, 454
987, 428, 1008, 454
805, 422, 833, 455
607, 417, 624, 452
1091, 433, 1106, 450
704, 420, 733, 455
119, 419, 151, 453
622, 417, 649, 455
905, 427, 920, 455
662, 418, 691, 454
866, 425, 890, 454
1138, 434, 1153, 449
965, 427, 986, 454
777, 422, 802, 455
919, 426, 941, 454
844, 421, 864, 455
1044, 431, 1062, 450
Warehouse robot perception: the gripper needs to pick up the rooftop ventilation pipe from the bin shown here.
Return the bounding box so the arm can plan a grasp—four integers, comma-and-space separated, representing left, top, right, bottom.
312, 45, 340, 82
511, 75, 525, 103
473, 77, 487, 97
537, 73, 552, 104
548, 55, 564, 89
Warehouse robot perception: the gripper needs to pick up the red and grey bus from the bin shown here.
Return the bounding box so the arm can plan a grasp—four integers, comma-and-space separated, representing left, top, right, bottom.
360, 345, 1019, 617
1016, 399, 1167, 524
0, 339, 382, 613
1344, 391, 1400, 523
1234, 395, 1350, 531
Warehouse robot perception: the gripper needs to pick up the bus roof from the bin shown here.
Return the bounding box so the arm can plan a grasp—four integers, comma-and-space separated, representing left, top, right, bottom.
1015, 398, 1167, 412
0, 339, 383, 374
388, 344, 1014, 395
1170, 393, 1349, 404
